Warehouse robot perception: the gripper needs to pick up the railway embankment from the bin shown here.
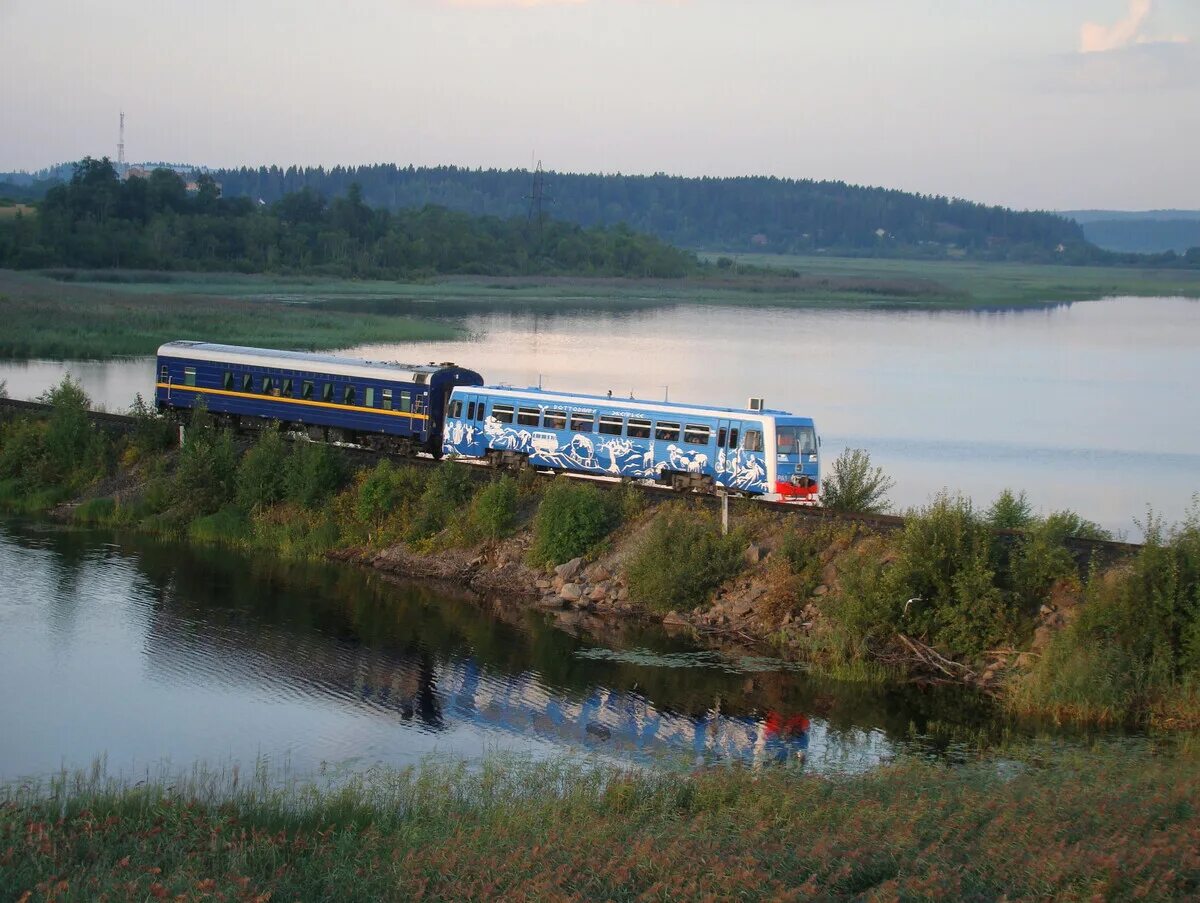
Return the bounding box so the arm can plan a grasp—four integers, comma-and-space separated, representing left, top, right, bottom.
3, 385, 1199, 730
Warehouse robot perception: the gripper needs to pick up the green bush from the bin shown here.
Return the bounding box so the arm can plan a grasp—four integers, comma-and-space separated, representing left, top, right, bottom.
250, 504, 342, 559
407, 462, 476, 542
283, 440, 346, 508
986, 489, 1034, 530
127, 393, 176, 458
235, 430, 289, 512
1013, 506, 1200, 725
355, 460, 426, 528
173, 425, 238, 516
528, 478, 620, 568
467, 476, 519, 542
1042, 509, 1112, 542
822, 535, 896, 658
189, 506, 250, 546
823, 493, 1014, 659
624, 505, 745, 612
0, 416, 46, 485
72, 496, 117, 525
38, 376, 108, 488
820, 448, 894, 514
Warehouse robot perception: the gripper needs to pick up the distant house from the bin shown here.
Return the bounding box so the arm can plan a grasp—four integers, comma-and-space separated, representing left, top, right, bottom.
751, 233, 769, 247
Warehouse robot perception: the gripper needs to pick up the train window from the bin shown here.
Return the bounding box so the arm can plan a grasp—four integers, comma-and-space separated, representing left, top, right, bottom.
475, 402, 485, 422
343, 386, 356, 405
184, 367, 196, 387
517, 407, 540, 426
684, 424, 710, 446
241, 373, 252, 393
159, 365, 168, 382
223, 372, 234, 391
302, 380, 314, 400
777, 426, 817, 455
729, 428, 739, 449
570, 412, 594, 433
544, 410, 567, 430
381, 389, 392, 410
399, 391, 412, 413
466, 401, 476, 420
261, 376, 273, 394
363, 387, 373, 407
656, 422, 681, 442
717, 427, 727, 447
322, 383, 333, 403
627, 418, 652, 439
282, 378, 293, 397
493, 404, 514, 424
598, 415, 623, 436
450, 400, 464, 418
743, 429, 763, 452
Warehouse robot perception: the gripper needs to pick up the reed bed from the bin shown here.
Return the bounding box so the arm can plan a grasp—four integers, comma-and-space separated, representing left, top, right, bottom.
3, 742, 1199, 900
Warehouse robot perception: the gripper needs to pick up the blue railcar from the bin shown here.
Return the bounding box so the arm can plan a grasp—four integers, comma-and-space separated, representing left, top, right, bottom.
442, 386, 819, 500
155, 342, 483, 455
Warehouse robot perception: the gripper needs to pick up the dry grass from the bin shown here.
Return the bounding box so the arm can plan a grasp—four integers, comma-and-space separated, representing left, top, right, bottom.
2, 743, 1199, 901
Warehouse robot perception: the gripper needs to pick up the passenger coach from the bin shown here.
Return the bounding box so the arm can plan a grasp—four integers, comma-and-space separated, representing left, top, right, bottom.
442, 386, 819, 500
155, 342, 483, 455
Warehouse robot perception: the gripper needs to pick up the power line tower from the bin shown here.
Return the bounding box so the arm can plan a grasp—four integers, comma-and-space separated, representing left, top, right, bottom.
117, 111, 126, 174
525, 159, 552, 239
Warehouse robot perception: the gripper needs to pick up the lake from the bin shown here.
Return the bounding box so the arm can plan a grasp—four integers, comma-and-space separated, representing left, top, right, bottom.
2, 295, 1197, 534
0, 521, 992, 783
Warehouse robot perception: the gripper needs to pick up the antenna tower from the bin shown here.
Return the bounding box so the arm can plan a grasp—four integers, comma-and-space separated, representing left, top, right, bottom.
526, 159, 552, 238
117, 112, 125, 172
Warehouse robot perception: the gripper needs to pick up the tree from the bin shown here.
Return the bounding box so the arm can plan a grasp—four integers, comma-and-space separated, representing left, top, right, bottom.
820, 448, 894, 514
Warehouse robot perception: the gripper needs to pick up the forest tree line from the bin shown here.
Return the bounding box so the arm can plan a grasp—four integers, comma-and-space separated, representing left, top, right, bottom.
204, 163, 1099, 261
0, 158, 696, 278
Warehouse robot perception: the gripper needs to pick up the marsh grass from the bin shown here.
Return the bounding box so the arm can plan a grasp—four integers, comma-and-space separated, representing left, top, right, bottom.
0, 269, 460, 360
3, 743, 1199, 901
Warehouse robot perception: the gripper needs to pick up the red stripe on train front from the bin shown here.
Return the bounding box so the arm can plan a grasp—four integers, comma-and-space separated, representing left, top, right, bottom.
776, 481, 819, 498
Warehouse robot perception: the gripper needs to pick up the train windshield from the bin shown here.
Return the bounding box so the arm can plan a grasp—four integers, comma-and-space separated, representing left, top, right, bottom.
776, 425, 817, 456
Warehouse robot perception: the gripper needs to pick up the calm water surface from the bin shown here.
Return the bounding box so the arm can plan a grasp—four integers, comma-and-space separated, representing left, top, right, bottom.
0, 521, 992, 783
2, 296, 1197, 533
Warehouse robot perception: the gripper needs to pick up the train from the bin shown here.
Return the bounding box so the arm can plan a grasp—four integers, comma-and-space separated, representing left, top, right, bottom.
156, 341, 820, 501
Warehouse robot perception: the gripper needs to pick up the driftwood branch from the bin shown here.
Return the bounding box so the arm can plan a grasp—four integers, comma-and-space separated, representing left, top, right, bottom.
895, 634, 978, 681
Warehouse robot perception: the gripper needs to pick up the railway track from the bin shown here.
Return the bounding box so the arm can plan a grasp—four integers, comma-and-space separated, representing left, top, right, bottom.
0, 396, 1142, 561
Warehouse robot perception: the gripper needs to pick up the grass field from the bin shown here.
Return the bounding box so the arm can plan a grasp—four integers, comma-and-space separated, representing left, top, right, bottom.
5, 255, 1198, 359
45, 255, 1200, 312
3, 742, 1198, 900
0, 203, 34, 220
0, 270, 460, 360
697, 252, 1200, 306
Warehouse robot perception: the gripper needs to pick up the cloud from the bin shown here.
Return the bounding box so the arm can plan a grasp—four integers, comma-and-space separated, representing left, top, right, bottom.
1080, 0, 1190, 53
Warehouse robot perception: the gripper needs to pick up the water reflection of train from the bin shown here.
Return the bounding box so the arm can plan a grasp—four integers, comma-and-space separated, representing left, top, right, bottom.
143, 594, 827, 768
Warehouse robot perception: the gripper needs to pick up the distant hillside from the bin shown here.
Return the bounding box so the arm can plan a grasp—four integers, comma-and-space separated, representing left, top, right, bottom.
207, 165, 1088, 262
1063, 210, 1200, 254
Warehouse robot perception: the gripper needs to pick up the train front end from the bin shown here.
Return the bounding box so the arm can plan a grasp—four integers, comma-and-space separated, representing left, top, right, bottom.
772, 416, 820, 502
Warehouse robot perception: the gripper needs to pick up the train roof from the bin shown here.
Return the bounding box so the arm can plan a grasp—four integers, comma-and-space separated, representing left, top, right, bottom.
157, 341, 469, 384
459, 384, 812, 423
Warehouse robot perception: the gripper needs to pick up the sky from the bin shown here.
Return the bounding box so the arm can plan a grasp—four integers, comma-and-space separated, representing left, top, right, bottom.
1, 0, 1198, 211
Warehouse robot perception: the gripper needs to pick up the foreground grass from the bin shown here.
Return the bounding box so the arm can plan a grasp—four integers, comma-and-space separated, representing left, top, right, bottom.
2, 744, 1199, 900
0, 270, 460, 359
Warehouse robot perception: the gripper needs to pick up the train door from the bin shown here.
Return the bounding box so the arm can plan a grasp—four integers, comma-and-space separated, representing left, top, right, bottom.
464, 392, 485, 442
716, 419, 742, 485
